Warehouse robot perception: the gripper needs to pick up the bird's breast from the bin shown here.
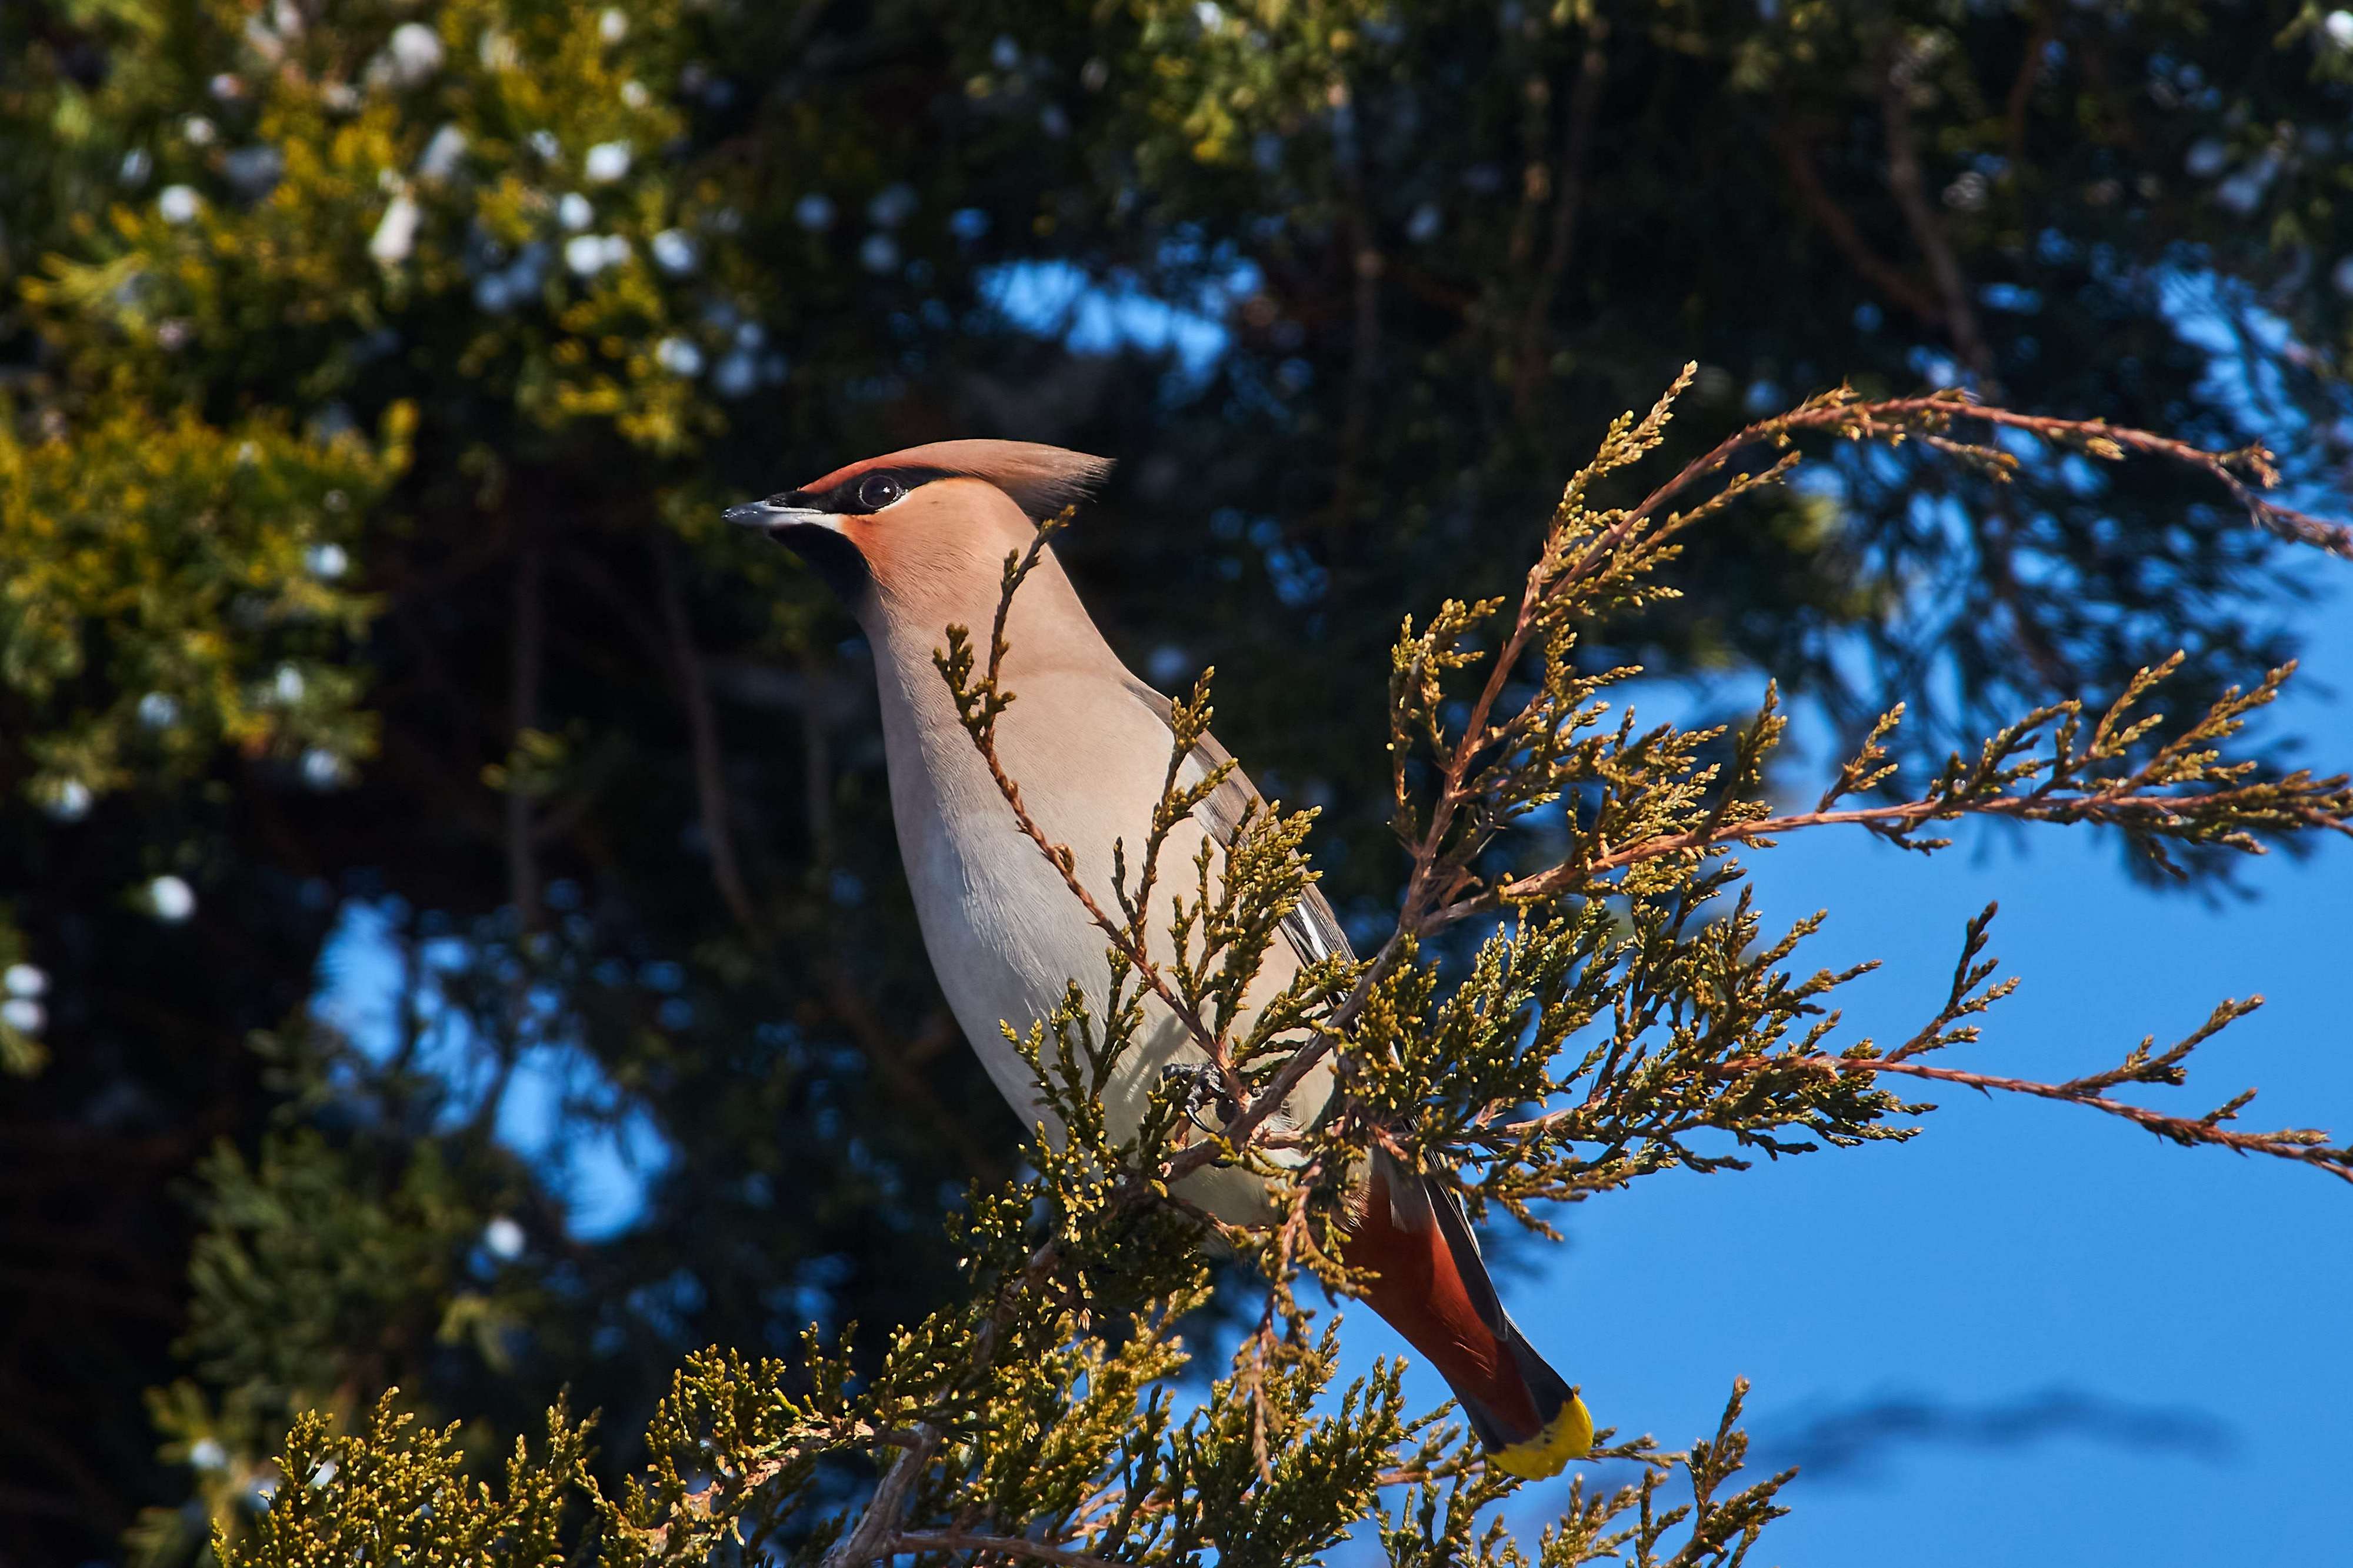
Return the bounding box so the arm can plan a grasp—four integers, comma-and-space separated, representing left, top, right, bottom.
879, 663, 1191, 1123
867, 648, 1321, 1225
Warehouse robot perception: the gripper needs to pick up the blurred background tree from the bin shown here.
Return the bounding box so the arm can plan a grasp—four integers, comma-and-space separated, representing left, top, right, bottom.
2, 1, 2348, 1560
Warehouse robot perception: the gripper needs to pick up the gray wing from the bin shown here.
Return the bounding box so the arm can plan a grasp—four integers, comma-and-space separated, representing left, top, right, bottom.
1121, 673, 1354, 970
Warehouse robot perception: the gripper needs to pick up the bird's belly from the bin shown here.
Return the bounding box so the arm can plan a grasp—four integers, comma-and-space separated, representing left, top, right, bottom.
898, 797, 1288, 1224
901, 819, 1122, 1128
878, 665, 1313, 1226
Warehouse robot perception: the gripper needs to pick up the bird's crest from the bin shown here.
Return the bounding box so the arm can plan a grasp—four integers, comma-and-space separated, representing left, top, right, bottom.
799, 440, 1114, 519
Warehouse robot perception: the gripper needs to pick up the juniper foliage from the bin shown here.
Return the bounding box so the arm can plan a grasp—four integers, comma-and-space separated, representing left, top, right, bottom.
220, 377, 2353, 1566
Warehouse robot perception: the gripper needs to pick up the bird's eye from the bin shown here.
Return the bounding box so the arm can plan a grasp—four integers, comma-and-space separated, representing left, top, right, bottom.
856, 474, 906, 511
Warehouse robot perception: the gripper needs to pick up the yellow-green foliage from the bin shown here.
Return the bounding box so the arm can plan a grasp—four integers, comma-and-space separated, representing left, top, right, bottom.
25, 0, 716, 449
225, 1393, 592, 1568
1119, 0, 1385, 169
134, 1119, 543, 1568
0, 395, 404, 803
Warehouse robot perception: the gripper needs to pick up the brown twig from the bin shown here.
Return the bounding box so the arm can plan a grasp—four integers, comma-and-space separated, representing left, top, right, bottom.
941, 525, 1248, 1112
1769, 121, 1944, 326
648, 1241, 1080, 1564
1511, 18, 1609, 415
955, 371, 2353, 1259
651, 537, 758, 932
2003, 4, 2060, 166
1478, 778, 2353, 913
1247, 378, 2353, 1182
1708, 1052, 2353, 1185
885, 1530, 1128, 1568
1623, 392, 2353, 559
819, 1232, 1089, 1565
1223, 532, 1711, 1155
507, 542, 546, 932
820, 1426, 943, 1568
626, 1449, 798, 1559
962, 697, 1224, 1075
1881, 42, 1998, 392
1172, 382, 1714, 1177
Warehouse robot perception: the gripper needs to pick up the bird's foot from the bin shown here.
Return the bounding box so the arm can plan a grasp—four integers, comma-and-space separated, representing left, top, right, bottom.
1157, 1063, 1238, 1160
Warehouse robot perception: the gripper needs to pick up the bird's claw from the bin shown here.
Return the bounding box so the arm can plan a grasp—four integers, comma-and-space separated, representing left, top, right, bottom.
1158, 1063, 1238, 1162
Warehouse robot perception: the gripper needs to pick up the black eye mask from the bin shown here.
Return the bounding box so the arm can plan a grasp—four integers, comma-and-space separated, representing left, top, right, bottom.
766, 466, 951, 518
724, 468, 954, 605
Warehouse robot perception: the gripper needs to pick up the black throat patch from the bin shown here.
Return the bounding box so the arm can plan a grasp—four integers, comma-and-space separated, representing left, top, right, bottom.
771, 521, 873, 606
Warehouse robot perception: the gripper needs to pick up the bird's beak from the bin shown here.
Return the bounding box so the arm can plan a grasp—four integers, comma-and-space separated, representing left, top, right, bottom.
722, 499, 838, 534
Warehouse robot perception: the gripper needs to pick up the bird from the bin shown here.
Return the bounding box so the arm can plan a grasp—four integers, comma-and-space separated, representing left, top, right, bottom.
725, 439, 1591, 1479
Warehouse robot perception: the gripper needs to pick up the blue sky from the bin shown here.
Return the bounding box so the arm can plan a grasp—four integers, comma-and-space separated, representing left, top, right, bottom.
1324, 576, 2353, 1563
315, 906, 672, 1239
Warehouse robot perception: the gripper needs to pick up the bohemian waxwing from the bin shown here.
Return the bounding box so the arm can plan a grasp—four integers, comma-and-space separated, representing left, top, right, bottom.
725, 441, 1591, 1478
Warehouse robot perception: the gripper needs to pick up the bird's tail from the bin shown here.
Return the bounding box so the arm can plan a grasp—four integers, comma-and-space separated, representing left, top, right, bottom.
1344, 1155, 1593, 1480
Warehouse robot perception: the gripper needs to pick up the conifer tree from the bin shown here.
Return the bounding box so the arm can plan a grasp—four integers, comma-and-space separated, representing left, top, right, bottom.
6, 2, 2353, 1560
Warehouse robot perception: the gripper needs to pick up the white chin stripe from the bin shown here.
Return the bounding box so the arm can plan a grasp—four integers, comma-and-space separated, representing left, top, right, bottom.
724, 501, 841, 532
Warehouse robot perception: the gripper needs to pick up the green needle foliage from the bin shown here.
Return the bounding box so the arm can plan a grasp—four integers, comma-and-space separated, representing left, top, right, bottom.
219, 377, 2353, 1567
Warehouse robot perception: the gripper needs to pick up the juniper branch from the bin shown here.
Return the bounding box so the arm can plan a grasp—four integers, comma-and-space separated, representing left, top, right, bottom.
1705, 1026, 2353, 1185
1488, 770, 2353, 910
1627, 385, 2353, 560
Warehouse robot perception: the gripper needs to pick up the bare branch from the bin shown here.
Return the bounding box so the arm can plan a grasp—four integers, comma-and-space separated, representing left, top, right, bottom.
885, 1530, 1128, 1568
1882, 41, 1998, 391
506, 541, 545, 932
1511, 18, 1609, 414
1769, 120, 1944, 326
652, 536, 758, 932
820, 1427, 943, 1568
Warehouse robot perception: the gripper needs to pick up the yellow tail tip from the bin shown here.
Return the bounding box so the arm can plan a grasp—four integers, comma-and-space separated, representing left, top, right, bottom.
1487, 1394, 1594, 1480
